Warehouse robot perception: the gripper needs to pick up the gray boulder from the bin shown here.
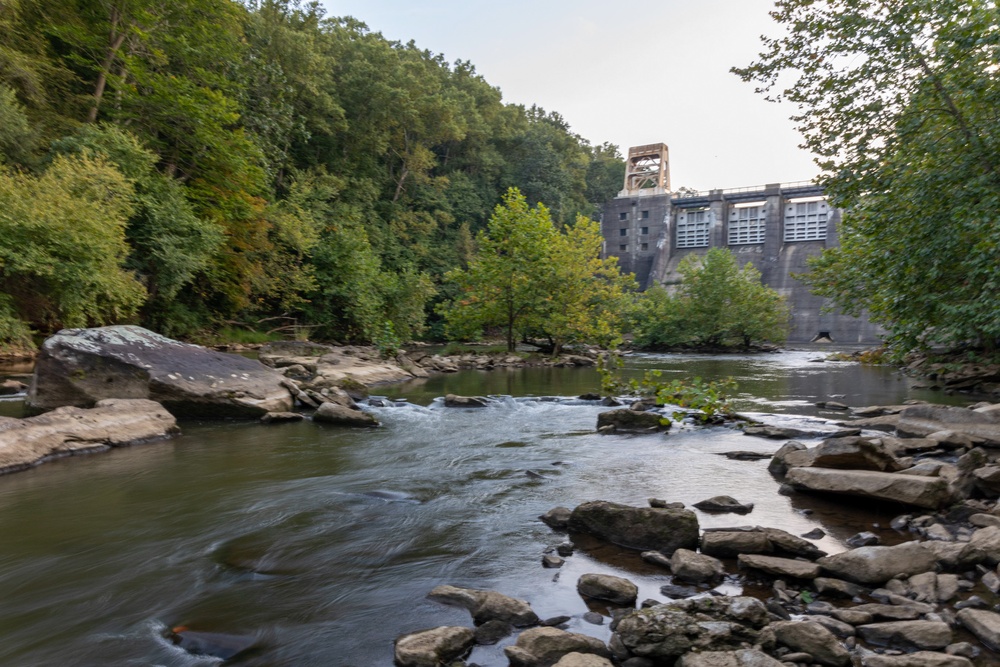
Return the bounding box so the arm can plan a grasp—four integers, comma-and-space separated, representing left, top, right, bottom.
568, 501, 699, 553
393, 626, 475, 667
27, 326, 293, 418
818, 541, 937, 585
700, 526, 825, 560
857, 621, 952, 650
505, 627, 610, 667
0, 398, 178, 475
768, 440, 807, 475
700, 530, 773, 558
428, 585, 538, 626
577, 573, 638, 606
963, 525, 1000, 565
808, 436, 905, 471
768, 620, 850, 667
312, 402, 380, 427
956, 608, 1000, 650
540, 507, 572, 529
613, 596, 770, 662
670, 548, 724, 583
785, 467, 954, 509
737, 554, 820, 579
596, 409, 667, 432
676, 649, 785, 667
896, 405, 1000, 445
693, 495, 754, 514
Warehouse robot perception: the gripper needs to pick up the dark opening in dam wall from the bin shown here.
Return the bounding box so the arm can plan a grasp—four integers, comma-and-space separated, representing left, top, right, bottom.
600, 145, 882, 344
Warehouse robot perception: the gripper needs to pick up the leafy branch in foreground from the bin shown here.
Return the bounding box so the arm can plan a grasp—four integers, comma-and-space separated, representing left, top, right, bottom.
596, 353, 737, 424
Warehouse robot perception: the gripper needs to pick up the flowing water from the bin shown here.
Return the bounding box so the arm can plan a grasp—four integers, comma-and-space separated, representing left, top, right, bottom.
0, 350, 978, 666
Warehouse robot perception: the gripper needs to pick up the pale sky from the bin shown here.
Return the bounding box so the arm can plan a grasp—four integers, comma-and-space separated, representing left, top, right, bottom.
319, 0, 819, 192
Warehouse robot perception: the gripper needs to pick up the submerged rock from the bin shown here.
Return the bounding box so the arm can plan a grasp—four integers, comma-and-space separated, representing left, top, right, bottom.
28, 326, 293, 418
444, 394, 489, 408
168, 627, 257, 661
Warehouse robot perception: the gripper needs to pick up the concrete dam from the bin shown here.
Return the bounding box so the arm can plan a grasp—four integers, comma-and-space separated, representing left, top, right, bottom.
600, 143, 882, 344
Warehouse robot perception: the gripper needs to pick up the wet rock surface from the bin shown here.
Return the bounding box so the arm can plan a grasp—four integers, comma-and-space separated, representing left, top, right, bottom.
568, 500, 699, 553
0, 398, 178, 474
28, 326, 294, 418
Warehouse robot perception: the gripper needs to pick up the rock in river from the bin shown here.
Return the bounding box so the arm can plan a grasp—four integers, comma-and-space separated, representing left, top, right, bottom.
27, 326, 293, 418
394, 626, 475, 667
577, 573, 638, 606
0, 398, 178, 475
312, 402, 380, 427
817, 541, 938, 585
568, 500, 699, 554
785, 467, 954, 509
505, 627, 610, 667
428, 585, 538, 626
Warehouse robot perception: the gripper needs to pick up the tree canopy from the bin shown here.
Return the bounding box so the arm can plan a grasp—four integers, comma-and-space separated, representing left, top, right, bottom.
632, 248, 789, 349
439, 188, 636, 353
734, 0, 1000, 353
0, 0, 625, 348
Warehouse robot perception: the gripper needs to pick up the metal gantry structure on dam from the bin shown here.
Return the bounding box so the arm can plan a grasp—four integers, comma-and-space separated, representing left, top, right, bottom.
600, 143, 881, 344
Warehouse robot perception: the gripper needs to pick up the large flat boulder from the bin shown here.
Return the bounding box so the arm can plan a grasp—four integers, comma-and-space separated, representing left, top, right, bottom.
0, 398, 178, 474
27, 326, 293, 419
817, 542, 937, 585
896, 405, 1000, 446
568, 500, 699, 553
785, 467, 953, 509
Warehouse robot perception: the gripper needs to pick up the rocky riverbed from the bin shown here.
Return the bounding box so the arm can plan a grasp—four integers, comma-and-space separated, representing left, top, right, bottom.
394, 398, 1000, 667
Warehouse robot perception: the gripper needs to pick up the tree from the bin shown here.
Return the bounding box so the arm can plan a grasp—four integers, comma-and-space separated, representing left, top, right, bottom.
0, 154, 146, 337
440, 188, 634, 352
541, 216, 637, 353
440, 188, 556, 352
733, 0, 1000, 353
632, 249, 788, 349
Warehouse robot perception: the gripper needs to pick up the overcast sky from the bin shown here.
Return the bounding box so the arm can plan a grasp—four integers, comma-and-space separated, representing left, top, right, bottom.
319, 0, 817, 192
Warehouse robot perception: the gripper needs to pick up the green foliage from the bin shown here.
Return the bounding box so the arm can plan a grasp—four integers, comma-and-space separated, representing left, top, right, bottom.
374, 321, 401, 359
0, 84, 35, 165
596, 352, 737, 424
633, 249, 789, 349
0, 0, 624, 345
439, 188, 635, 352
0, 154, 146, 337
734, 0, 1000, 354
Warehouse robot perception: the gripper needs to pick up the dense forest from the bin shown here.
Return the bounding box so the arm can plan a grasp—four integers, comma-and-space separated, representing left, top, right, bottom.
0, 0, 626, 349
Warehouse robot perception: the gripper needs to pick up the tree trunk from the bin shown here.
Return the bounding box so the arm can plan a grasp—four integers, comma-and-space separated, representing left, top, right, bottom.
87, 12, 127, 123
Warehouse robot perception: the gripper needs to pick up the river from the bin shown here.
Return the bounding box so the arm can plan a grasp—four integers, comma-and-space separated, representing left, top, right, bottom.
0, 349, 973, 666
